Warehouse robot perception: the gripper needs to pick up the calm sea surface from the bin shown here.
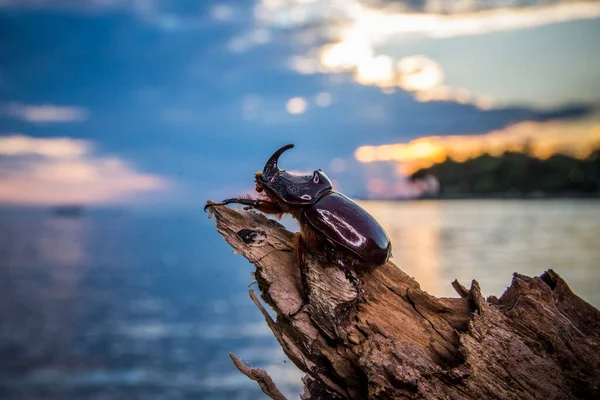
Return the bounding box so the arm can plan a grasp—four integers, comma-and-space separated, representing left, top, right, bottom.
1, 200, 599, 399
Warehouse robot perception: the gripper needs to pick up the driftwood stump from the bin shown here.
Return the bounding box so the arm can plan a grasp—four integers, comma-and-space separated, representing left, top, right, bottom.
206, 203, 600, 400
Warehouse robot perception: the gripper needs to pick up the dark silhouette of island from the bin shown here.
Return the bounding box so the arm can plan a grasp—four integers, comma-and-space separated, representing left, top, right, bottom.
411, 147, 600, 198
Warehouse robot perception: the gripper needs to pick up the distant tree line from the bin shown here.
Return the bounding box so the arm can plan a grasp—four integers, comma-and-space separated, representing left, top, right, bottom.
411, 148, 600, 198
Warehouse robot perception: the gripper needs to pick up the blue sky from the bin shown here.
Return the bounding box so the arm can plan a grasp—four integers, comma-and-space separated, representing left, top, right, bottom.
0, 0, 599, 205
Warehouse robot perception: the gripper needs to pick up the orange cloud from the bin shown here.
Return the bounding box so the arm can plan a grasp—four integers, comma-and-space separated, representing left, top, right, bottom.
0, 134, 88, 158
0, 135, 168, 205
355, 118, 600, 175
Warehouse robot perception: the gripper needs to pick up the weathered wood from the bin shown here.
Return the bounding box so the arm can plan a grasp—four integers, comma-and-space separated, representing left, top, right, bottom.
206, 203, 600, 400
230, 352, 287, 400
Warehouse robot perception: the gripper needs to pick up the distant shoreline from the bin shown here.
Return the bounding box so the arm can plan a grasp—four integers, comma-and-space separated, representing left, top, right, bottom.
355, 194, 600, 202
0, 196, 599, 213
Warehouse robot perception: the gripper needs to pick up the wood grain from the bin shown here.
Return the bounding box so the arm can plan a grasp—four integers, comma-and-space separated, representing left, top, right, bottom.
206, 203, 600, 399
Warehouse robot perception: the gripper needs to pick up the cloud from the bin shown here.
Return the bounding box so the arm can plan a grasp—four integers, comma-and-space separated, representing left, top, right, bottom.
3, 103, 88, 123
238, 91, 334, 122
286, 97, 307, 115
228, 28, 272, 53
256, 1, 600, 37
211, 4, 235, 22
360, 1, 600, 39
0, 135, 167, 205
349, 115, 600, 199
256, 1, 600, 108
316, 52, 490, 109
0, 135, 88, 158
355, 116, 600, 174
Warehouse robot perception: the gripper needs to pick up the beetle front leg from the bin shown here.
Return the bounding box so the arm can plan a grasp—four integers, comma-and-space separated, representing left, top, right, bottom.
204, 198, 257, 212
204, 198, 283, 214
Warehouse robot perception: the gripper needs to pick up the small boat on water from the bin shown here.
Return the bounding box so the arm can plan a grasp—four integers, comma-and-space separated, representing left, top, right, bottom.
50, 205, 85, 218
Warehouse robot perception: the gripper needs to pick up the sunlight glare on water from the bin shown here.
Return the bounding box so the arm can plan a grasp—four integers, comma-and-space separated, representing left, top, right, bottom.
359, 199, 600, 306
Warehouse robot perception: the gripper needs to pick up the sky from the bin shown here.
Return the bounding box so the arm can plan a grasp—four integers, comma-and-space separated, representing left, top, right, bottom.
0, 0, 599, 205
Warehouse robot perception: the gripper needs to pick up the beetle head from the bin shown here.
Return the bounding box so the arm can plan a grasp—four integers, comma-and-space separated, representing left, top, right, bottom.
255, 144, 332, 205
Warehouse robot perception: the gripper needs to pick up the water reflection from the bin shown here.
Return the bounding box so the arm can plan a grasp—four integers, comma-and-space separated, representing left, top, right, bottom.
361, 200, 600, 306
0, 212, 303, 399
381, 202, 445, 295
1, 201, 598, 399
38, 218, 88, 268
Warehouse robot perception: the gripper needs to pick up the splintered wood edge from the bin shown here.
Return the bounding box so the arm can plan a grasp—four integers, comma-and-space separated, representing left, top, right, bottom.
230, 353, 288, 400
248, 289, 313, 372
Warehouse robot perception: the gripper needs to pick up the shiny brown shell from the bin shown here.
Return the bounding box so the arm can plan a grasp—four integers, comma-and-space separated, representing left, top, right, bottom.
302, 192, 392, 266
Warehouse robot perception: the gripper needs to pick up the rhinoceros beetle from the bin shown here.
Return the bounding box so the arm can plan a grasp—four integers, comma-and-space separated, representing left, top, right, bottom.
205, 144, 392, 316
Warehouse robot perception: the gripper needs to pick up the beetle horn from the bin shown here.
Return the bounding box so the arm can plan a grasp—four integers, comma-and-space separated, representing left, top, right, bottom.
262, 144, 294, 180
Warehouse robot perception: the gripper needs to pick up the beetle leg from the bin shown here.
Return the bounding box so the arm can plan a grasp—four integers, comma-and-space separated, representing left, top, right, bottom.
289, 235, 310, 317
323, 243, 361, 306
204, 198, 283, 214
248, 200, 285, 214
336, 261, 361, 305
204, 198, 257, 212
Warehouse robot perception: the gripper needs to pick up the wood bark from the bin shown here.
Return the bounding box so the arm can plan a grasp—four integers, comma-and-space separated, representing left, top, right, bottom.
206, 203, 600, 400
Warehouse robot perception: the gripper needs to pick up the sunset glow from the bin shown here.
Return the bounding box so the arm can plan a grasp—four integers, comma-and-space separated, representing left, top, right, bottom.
272, 0, 600, 108
0, 135, 168, 205
396, 56, 444, 92
355, 119, 600, 175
